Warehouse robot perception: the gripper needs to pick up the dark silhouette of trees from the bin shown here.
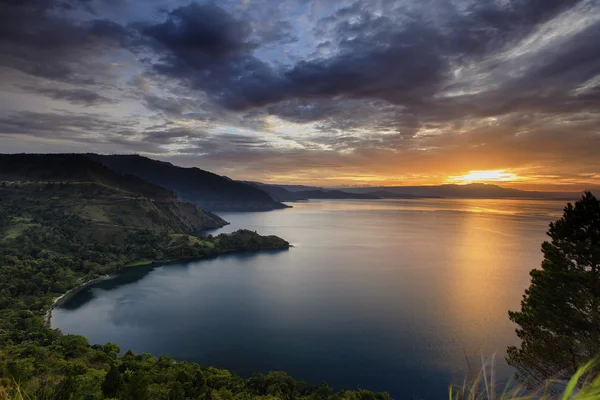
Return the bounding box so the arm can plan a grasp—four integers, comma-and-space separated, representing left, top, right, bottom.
102, 364, 124, 398
508, 191, 600, 387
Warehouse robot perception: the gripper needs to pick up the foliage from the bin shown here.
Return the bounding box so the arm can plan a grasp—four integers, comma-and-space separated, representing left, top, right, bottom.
508, 192, 600, 387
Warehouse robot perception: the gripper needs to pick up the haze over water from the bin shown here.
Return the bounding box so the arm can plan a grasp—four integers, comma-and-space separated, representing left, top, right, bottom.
53, 199, 569, 398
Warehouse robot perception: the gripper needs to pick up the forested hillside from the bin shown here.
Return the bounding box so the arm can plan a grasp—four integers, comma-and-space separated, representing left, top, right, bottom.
0, 154, 175, 201
0, 154, 228, 232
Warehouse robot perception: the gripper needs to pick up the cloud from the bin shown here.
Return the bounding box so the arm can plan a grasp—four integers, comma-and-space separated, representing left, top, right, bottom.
0, 110, 137, 141
0, 0, 130, 84
20, 86, 117, 106
136, 0, 600, 142
142, 3, 254, 60
141, 126, 271, 155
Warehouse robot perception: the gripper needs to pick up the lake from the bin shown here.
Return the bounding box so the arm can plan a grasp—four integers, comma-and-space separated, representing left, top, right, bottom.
52, 198, 569, 398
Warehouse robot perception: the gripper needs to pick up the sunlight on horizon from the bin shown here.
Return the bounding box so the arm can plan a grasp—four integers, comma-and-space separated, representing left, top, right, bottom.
446, 170, 521, 184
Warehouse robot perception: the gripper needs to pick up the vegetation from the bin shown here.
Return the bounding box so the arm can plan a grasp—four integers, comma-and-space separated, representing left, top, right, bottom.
508, 192, 600, 388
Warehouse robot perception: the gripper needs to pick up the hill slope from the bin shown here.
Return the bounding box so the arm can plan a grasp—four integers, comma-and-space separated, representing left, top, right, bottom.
0, 153, 175, 200
0, 154, 227, 233
88, 154, 288, 211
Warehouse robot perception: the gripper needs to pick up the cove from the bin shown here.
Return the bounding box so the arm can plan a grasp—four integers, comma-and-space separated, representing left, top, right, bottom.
52, 198, 566, 399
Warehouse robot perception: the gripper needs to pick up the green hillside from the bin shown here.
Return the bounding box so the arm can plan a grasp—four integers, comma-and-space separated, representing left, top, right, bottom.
0, 154, 175, 201
0, 154, 227, 233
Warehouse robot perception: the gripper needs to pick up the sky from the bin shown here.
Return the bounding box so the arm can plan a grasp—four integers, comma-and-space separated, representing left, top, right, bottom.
0, 0, 599, 190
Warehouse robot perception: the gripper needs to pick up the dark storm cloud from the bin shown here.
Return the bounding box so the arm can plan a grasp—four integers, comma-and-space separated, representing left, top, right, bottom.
6, 0, 595, 129
137, 0, 599, 138
0, 0, 130, 84
137, 3, 284, 112
142, 3, 255, 60
267, 0, 597, 120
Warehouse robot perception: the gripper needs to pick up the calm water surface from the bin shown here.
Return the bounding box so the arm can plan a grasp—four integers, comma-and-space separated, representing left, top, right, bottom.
53, 198, 569, 398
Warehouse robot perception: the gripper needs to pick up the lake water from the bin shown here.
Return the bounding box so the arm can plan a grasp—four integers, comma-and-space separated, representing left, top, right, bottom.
52, 198, 570, 398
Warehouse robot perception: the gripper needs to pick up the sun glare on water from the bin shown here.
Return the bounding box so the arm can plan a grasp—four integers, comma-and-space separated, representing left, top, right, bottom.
447, 169, 520, 184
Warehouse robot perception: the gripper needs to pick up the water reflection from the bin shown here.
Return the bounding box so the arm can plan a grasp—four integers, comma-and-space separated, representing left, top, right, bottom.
61, 250, 290, 310
53, 199, 565, 399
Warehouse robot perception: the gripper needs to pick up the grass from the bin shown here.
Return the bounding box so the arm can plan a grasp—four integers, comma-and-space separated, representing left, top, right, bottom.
188, 235, 215, 248
449, 358, 600, 400
124, 260, 153, 267
2, 222, 38, 240
0, 379, 29, 400
168, 234, 215, 248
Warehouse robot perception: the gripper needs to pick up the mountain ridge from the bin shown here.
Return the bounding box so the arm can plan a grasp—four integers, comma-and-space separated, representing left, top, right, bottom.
334, 183, 579, 199
0, 154, 227, 232
87, 154, 288, 212
245, 181, 579, 200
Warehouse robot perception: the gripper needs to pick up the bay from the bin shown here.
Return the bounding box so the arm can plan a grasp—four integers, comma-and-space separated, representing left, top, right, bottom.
52, 198, 568, 398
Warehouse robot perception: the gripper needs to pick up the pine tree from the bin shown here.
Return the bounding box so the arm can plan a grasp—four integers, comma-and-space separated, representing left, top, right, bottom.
102, 364, 123, 398
508, 192, 600, 387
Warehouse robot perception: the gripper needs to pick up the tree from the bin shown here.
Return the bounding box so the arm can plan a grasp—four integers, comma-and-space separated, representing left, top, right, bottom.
102, 364, 123, 398
508, 192, 600, 387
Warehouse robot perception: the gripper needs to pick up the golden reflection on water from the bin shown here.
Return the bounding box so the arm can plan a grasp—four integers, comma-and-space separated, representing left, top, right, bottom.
291, 198, 565, 374
289, 197, 567, 217
432, 201, 555, 375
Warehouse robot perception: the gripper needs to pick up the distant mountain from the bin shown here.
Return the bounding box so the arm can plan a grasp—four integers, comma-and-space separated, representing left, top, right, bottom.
250, 181, 579, 201
338, 183, 578, 199
261, 184, 325, 192
246, 183, 308, 202
248, 182, 380, 201
87, 155, 288, 212
0, 154, 227, 231
294, 190, 380, 200
363, 190, 442, 199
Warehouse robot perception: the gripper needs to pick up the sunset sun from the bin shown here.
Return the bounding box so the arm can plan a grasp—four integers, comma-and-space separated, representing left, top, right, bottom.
447, 170, 520, 184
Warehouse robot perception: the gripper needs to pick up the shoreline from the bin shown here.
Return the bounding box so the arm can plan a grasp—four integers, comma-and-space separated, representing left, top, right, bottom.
44, 245, 291, 329
44, 274, 112, 328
